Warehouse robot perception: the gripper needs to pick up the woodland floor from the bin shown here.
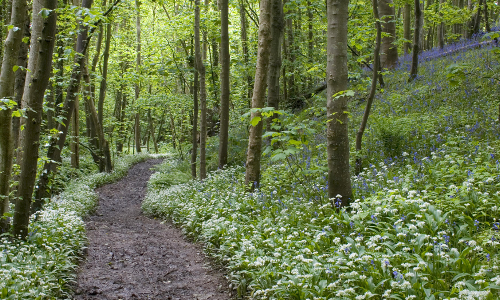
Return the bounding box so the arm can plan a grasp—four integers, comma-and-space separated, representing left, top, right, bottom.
73, 159, 232, 300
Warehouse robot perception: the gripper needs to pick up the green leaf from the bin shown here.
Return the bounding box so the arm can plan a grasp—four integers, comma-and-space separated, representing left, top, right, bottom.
11, 110, 21, 117
39, 8, 52, 18
250, 116, 261, 127
13, 65, 19, 72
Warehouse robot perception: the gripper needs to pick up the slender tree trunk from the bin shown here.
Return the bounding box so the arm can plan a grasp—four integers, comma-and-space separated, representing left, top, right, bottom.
472, 0, 483, 35
135, 0, 141, 153
97, 22, 111, 127
404, 3, 411, 54
326, 0, 353, 207
484, 0, 490, 32
71, 94, 80, 168
32, 0, 93, 213
0, 0, 27, 233
195, 0, 207, 179
437, 0, 445, 48
307, 0, 313, 89
13, 0, 57, 238
191, 61, 198, 178
286, 5, 296, 104
83, 65, 112, 171
379, 0, 398, 68
409, 0, 422, 82
245, 0, 272, 190
218, 0, 230, 169
266, 0, 283, 123
148, 109, 158, 153
356, 0, 381, 175
418, 0, 424, 49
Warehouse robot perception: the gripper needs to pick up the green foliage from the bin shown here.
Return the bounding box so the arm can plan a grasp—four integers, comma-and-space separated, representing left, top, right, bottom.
143, 46, 500, 299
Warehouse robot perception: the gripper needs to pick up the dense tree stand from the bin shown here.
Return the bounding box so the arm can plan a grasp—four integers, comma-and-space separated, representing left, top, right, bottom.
74, 159, 230, 299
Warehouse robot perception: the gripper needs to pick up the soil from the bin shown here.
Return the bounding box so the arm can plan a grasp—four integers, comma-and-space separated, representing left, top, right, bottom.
73, 159, 232, 300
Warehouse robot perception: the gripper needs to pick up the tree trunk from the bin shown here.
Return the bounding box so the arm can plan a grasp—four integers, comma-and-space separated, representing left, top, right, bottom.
0, 0, 27, 233
97, 21, 111, 126
71, 94, 80, 169
134, 0, 141, 153
356, 0, 381, 175
148, 109, 158, 153
218, 0, 230, 169
239, 0, 252, 102
472, 0, 482, 35
438, 0, 445, 48
409, 0, 422, 82
13, 0, 57, 239
418, 0, 424, 49
326, 0, 353, 207
266, 0, 283, 120
379, 0, 398, 68
83, 65, 112, 171
191, 56, 198, 178
244, 0, 272, 190
195, 0, 207, 179
484, 0, 490, 32
403, 3, 411, 54
32, 0, 93, 214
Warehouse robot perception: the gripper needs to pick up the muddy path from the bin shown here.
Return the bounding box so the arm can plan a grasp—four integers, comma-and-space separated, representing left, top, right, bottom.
74, 159, 231, 300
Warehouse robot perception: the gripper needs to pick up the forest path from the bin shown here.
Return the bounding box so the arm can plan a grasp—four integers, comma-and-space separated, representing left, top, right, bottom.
73, 159, 231, 300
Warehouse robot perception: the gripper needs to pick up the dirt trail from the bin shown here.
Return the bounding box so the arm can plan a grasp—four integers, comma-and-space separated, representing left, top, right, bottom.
74, 159, 231, 300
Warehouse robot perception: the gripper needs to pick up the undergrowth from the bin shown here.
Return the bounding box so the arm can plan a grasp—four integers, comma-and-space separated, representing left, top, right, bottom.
0, 153, 155, 299
143, 42, 500, 300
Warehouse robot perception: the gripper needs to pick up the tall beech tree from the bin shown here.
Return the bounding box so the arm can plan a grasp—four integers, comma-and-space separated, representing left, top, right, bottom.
266, 0, 283, 117
409, 0, 422, 81
245, 0, 272, 190
326, 0, 353, 207
135, 0, 142, 153
218, 0, 230, 169
378, 0, 398, 68
13, 0, 58, 238
195, 0, 207, 179
0, 0, 27, 233
403, 2, 411, 54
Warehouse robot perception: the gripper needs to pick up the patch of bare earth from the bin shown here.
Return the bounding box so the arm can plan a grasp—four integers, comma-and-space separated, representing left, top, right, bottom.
74, 159, 232, 300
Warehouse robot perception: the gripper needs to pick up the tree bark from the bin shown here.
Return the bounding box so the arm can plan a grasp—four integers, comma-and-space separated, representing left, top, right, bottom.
71, 94, 80, 169
13, 0, 57, 238
83, 65, 112, 171
379, 0, 398, 68
97, 22, 111, 126
32, 0, 93, 213
266, 0, 283, 120
148, 109, 158, 153
191, 48, 198, 178
218, 0, 230, 169
403, 3, 411, 54
134, 0, 141, 153
195, 0, 207, 179
239, 0, 252, 102
326, 0, 353, 208
472, 0, 483, 35
12, 12, 29, 151
409, 0, 421, 82
244, 0, 272, 190
356, 0, 381, 175
0, 0, 27, 233
484, 0, 490, 32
